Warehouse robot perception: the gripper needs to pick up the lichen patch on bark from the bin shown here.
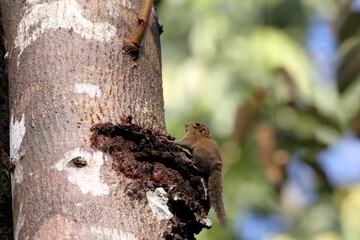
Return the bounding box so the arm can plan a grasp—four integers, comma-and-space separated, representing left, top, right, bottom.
14, 0, 117, 66
90, 118, 211, 239
10, 113, 26, 160
53, 148, 110, 197
74, 82, 103, 98
146, 187, 173, 221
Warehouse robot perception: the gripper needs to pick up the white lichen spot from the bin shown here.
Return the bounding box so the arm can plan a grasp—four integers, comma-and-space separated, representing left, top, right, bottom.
204, 218, 212, 227
91, 226, 138, 240
106, 0, 131, 16
74, 82, 102, 98
14, 162, 24, 184
15, 0, 117, 66
146, 187, 173, 221
134, 100, 150, 114
105, 1, 116, 17
75, 203, 82, 207
14, 203, 25, 240
10, 114, 26, 186
54, 148, 109, 197
10, 113, 26, 159
198, 216, 212, 228
121, 0, 132, 8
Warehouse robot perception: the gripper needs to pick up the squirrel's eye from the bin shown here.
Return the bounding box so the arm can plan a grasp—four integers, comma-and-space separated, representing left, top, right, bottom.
194, 122, 200, 127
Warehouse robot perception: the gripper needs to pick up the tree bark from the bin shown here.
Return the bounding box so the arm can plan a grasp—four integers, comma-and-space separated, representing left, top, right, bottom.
0, 0, 205, 239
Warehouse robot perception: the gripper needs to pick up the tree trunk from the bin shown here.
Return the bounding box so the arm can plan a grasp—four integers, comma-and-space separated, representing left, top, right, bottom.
0, 1, 211, 239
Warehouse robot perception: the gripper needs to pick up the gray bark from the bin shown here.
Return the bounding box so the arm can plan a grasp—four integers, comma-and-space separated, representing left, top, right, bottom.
1, 0, 168, 238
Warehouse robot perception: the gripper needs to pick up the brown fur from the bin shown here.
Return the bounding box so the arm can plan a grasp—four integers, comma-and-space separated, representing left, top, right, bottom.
176, 122, 227, 227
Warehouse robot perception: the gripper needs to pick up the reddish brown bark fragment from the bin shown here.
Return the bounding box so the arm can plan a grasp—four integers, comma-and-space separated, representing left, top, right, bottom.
90, 119, 211, 239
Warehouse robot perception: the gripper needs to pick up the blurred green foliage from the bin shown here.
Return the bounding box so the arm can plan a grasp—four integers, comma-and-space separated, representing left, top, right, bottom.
159, 0, 360, 239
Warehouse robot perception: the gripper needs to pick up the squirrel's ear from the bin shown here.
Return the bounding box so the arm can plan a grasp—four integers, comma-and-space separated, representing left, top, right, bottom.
200, 128, 208, 134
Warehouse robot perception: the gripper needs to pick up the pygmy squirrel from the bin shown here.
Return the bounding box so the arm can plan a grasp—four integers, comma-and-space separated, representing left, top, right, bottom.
175, 121, 227, 227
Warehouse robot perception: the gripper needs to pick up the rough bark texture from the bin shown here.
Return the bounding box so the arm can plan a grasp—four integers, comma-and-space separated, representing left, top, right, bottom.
0, 0, 208, 239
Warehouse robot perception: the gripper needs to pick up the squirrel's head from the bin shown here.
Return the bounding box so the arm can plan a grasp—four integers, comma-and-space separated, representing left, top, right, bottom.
184, 121, 211, 139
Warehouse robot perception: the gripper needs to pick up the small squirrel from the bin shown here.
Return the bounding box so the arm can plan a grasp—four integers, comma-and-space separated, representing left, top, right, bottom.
175, 121, 227, 227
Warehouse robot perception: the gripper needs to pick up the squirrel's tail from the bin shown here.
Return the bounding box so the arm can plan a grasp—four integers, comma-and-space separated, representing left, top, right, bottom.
208, 164, 227, 227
